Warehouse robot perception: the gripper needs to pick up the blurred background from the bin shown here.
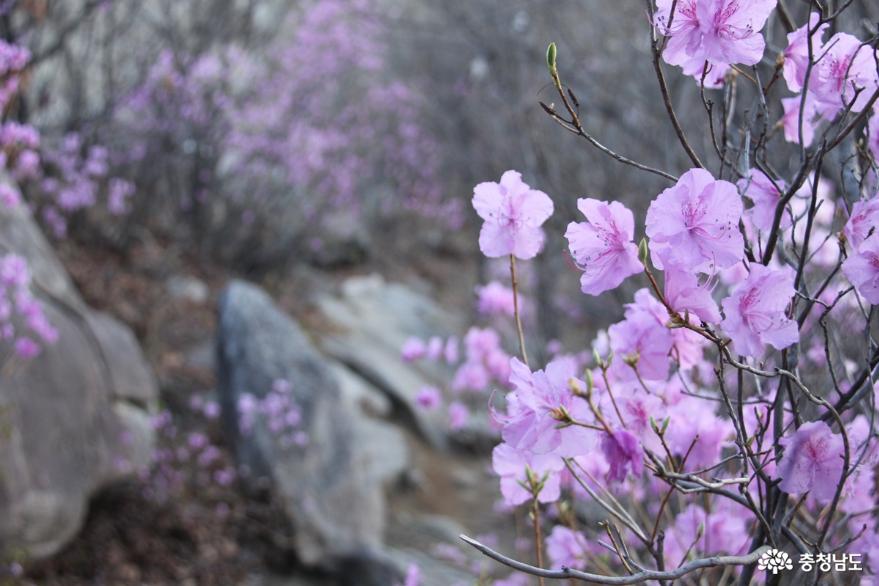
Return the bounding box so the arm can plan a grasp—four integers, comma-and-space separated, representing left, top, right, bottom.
0, 1, 876, 585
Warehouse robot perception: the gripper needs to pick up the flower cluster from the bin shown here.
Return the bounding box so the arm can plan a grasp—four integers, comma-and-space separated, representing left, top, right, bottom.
236, 379, 309, 448
0, 253, 57, 359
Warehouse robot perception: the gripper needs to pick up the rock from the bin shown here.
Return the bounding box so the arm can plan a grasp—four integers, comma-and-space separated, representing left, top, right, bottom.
0, 202, 158, 559
303, 210, 370, 269
315, 275, 462, 446
216, 280, 405, 582
166, 275, 210, 304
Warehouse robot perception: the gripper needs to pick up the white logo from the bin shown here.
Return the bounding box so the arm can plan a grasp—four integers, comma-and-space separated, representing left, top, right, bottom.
758, 549, 793, 575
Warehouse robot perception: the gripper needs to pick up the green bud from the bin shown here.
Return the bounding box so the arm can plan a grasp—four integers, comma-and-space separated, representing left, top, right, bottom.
584, 369, 594, 394
638, 237, 650, 266
661, 417, 670, 434
546, 42, 557, 72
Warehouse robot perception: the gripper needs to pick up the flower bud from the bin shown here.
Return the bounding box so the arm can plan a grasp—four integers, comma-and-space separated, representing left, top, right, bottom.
546, 42, 557, 73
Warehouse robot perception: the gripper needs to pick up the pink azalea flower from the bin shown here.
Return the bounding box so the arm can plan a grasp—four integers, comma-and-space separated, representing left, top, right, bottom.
655, 0, 776, 80
869, 110, 879, 163
609, 292, 674, 381
601, 428, 644, 483
646, 168, 744, 272
783, 13, 828, 93
546, 526, 589, 570
663, 260, 721, 323
14, 336, 40, 358
737, 169, 791, 232
472, 170, 554, 259
476, 281, 516, 317
498, 357, 594, 458
565, 198, 642, 296
778, 420, 844, 503
415, 386, 442, 411
401, 564, 420, 586
843, 235, 879, 304
810, 33, 879, 119
492, 442, 563, 506
720, 264, 798, 356
665, 398, 733, 469
448, 401, 470, 431
400, 337, 426, 362
781, 96, 818, 147
663, 504, 749, 566
844, 195, 879, 250
0, 184, 20, 208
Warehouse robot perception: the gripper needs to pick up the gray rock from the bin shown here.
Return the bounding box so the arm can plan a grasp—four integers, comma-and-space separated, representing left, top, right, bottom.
0, 201, 158, 560
166, 275, 210, 304
315, 275, 462, 446
216, 280, 405, 581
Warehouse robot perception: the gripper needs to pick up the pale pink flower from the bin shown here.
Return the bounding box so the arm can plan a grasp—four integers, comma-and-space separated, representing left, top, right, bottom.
663, 504, 749, 566
783, 13, 828, 93
869, 110, 879, 163
778, 420, 844, 503
565, 198, 642, 296
492, 442, 563, 506
844, 195, 879, 250
601, 428, 644, 483
546, 526, 589, 570
609, 294, 673, 381
448, 401, 470, 431
737, 169, 791, 232
655, 0, 776, 80
400, 337, 426, 362
0, 184, 20, 208
472, 170, 553, 259
810, 33, 879, 119
646, 168, 744, 272
720, 264, 798, 356
843, 235, 879, 304
498, 357, 594, 458
781, 96, 818, 147
663, 260, 721, 323
415, 386, 442, 411
665, 398, 733, 469
476, 281, 516, 317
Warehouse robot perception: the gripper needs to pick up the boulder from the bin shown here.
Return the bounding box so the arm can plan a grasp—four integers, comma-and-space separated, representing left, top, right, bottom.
0, 202, 158, 559
315, 275, 462, 446
216, 280, 407, 582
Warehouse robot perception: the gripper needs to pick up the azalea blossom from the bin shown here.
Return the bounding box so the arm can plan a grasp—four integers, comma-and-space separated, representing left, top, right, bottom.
655, 0, 776, 81
737, 169, 791, 232
720, 263, 798, 356
608, 303, 673, 381
810, 33, 879, 119
472, 170, 554, 259
601, 428, 644, 483
646, 168, 744, 271
778, 421, 845, 503
663, 504, 749, 567
448, 401, 470, 431
498, 357, 594, 457
783, 13, 828, 93
565, 198, 642, 296
869, 110, 879, 163
546, 526, 589, 570
663, 260, 721, 323
475, 281, 517, 317
781, 96, 818, 147
844, 195, 879, 250
492, 442, 564, 506
415, 386, 442, 411
843, 235, 879, 304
